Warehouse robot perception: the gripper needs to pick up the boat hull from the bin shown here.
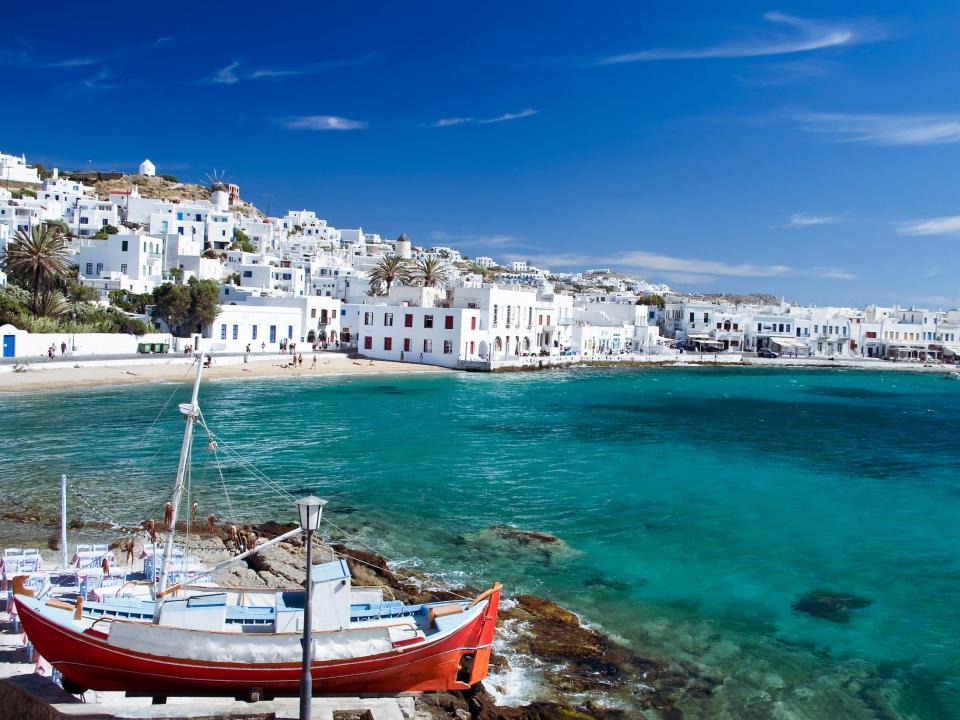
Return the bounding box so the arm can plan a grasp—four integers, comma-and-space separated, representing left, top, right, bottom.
15, 590, 500, 695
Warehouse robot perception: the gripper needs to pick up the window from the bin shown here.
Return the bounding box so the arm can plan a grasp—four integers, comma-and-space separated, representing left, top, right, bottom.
539, 315, 543, 325
364, 336, 373, 350
96, 263, 103, 275
423, 339, 433, 353
220, 324, 227, 340
424, 315, 434, 329
120, 263, 127, 274
288, 325, 293, 339
364, 312, 373, 326
384, 313, 393, 327
85, 263, 93, 275
177, 226, 184, 235
404, 313, 413, 327
443, 340, 453, 354
282, 273, 292, 280
252, 325, 258, 340
243, 270, 252, 278
493, 305, 498, 326
469, 341, 475, 354
506, 306, 511, 326
689, 312, 695, 323
471, 317, 477, 330
444, 315, 454, 330
384, 337, 392, 351
121, 240, 128, 252
403, 338, 411, 352
80, 217, 89, 225
270, 325, 277, 343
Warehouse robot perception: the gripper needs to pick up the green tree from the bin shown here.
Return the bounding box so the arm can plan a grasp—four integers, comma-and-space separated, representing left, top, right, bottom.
467, 262, 495, 282
184, 278, 221, 332
91, 224, 119, 240
637, 293, 666, 310
368, 255, 412, 293
151, 279, 221, 335
229, 229, 256, 253
0, 225, 72, 313
415, 257, 450, 287
66, 282, 98, 302
151, 283, 192, 334
44, 220, 71, 238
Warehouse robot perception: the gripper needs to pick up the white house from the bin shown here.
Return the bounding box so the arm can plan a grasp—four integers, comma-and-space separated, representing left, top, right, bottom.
0, 152, 41, 184
139, 159, 155, 177
205, 292, 341, 351
77, 232, 165, 294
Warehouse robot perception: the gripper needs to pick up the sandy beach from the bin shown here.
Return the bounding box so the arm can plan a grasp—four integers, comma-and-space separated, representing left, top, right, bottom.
0, 353, 452, 393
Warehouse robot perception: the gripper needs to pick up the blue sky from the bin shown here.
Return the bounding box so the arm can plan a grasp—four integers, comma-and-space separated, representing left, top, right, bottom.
4, 1, 960, 306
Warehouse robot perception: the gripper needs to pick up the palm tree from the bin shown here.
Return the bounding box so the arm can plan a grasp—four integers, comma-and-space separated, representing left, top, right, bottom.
35, 291, 69, 319
368, 255, 412, 293
415, 257, 451, 287
0, 225, 71, 313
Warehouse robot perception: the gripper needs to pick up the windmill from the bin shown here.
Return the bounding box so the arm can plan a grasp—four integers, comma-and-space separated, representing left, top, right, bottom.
205, 169, 231, 211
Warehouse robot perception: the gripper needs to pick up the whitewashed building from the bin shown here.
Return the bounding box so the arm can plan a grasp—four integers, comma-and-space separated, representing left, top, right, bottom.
0, 152, 41, 184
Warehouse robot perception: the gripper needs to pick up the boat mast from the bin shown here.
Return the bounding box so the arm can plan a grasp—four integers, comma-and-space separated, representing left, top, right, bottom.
60, 474, 68, 570
153, 355, 204, 622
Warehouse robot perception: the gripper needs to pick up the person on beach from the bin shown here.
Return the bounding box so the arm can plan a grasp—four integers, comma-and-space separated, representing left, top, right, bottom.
204, 354, 213, 368
298, 353, 303, 367
311, 354, 317, 369
124, 538, 135, 566
206, 514, 217, 534
47, 345, 55, 361
244, 344, 250, 363
60, 341, 67, 356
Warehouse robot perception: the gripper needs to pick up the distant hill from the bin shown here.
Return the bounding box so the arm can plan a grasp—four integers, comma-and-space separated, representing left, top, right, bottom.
91, 174, 264, 218
93, 174, 211, 202
693, 293, 781, 306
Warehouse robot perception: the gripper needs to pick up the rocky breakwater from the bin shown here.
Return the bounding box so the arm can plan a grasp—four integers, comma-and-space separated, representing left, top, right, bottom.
220, 521, 718, 719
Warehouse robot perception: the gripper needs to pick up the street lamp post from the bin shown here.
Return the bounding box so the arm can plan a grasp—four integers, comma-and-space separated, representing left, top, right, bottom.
296, 496, 327, 720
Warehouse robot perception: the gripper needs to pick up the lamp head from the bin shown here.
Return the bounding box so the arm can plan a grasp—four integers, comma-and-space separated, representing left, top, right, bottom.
296, 496, 327, 531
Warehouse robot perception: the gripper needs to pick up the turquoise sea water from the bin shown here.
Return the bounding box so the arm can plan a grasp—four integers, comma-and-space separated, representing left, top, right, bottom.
0, 367, 958, 718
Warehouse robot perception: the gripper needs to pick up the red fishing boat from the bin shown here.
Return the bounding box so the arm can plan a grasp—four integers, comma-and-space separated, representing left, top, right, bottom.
12, 356, 502, 697
13, 574, 501, 696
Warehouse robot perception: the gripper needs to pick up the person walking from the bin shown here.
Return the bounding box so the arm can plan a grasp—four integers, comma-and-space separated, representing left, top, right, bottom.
60, 341, 67, 357
311, 354, 317, 369
244, 344, 251, 363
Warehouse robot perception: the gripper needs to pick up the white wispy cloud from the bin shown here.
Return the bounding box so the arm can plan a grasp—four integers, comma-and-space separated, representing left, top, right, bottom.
431, 109, 537, 128
279, 115, 368, 130
596, 12, 867, 65
430, 231, 517, 247
506, 251, 790, 278
816, 267, 857, 280
208, 53, 377, 85
0, 48, 101, 69
898, 215, 960, 236
80, 66, 120, 90
211, 60, 241, 84
798, 113, 960, 145
784, 212, 839, 227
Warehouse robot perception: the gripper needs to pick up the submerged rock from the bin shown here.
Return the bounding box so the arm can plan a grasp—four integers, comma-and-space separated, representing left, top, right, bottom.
461, 525, 578, 563
792, 590, 873, 623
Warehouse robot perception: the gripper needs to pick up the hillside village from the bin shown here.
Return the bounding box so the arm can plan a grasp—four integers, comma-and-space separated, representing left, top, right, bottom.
2, 148, 959, 367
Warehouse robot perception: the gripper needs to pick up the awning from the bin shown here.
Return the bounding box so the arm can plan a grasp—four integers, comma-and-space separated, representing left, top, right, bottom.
770, 336, 807, 349
687, 333, 712, 340
939, 344, 960, 356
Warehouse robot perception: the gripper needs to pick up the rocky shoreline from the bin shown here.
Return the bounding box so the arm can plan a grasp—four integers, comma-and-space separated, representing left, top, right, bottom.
0, 512, 719, 719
